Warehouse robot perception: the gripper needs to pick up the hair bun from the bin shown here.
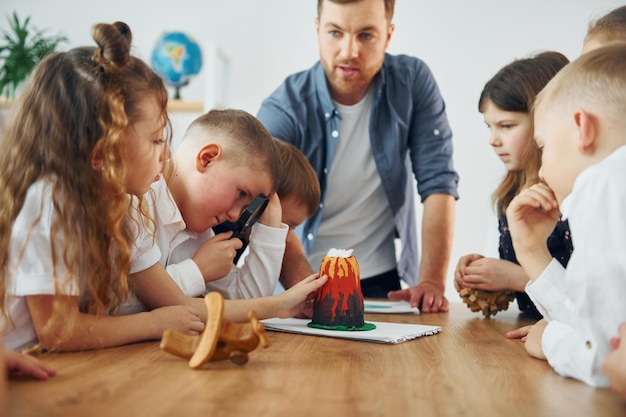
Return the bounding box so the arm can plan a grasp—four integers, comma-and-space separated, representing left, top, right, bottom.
92, 21, 132, 73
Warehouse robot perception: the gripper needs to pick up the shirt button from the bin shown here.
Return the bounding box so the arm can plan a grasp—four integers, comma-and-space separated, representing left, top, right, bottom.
325, 112, 330, 119
585, 341, 593, 349
324, 168, 328, 174
331, 130, 339, 138
433, 129, 440, 136
307, 233, 314, 241
319, 203, 323, 209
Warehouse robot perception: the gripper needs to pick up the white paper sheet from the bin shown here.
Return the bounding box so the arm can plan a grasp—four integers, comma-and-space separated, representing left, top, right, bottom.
363, 301, 420, 314
261, 318, 441, 344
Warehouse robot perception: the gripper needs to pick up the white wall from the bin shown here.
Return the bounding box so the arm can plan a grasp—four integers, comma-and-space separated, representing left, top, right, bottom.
2, 0, 623, 300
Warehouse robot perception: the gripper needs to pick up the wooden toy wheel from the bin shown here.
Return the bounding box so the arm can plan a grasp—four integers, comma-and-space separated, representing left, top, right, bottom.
229, 351, 249, 365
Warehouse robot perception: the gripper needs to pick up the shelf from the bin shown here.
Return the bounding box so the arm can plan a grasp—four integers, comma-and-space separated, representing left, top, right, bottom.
0, 97, 204, 113
167, 99, 204, 113
0, 96, 11, 110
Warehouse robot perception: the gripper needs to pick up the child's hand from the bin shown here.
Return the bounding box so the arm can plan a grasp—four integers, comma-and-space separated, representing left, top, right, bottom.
454, 254, 484, 290
149, 305, 205, 337
506, 183, 560, 279
5, 350, 56, 380
506, 324, 533, 341
507, 183, 560, 254
257, 192, 282, 229
524, 319, 547, 359
603, 322, 626, 399
192, 232, 243, 282
274, 273, 328, 318
455, 256, 529, 292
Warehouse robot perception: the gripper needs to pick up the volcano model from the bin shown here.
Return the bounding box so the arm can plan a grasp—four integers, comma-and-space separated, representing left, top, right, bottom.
309, 249, 375, 331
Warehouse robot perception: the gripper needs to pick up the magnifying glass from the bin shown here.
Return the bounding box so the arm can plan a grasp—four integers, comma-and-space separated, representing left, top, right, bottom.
231, 194, 269, 238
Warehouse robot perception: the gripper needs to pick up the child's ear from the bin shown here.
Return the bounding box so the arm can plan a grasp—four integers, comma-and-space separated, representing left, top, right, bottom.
196, 143, 222, 173
91, 139, 105, 171
574, 109, 598, 154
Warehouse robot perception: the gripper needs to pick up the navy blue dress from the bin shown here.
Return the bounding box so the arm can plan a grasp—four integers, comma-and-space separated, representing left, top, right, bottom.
498, 213, 573, 319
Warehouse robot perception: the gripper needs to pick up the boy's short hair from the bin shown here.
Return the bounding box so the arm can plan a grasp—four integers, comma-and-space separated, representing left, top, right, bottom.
275, 140, 320, 217
586, 6, 626, 46
535, 43, 626, 124
183, 109, 281, 192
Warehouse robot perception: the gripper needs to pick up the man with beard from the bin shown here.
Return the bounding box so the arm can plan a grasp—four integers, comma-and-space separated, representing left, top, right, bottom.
257, 0, 458, 313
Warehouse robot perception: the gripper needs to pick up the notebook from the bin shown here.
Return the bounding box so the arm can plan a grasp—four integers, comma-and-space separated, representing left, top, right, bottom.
363, 301, 420, 314
261, 318, 441, 344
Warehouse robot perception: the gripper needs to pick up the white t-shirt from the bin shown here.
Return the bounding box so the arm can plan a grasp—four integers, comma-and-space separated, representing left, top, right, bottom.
4, 179, 81, 350
526, 145, 626, 387
3, 178, 162, 350
309, 87, 397, 278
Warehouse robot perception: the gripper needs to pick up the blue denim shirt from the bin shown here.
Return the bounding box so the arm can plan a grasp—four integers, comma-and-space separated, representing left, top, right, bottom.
257, 54, 459, 285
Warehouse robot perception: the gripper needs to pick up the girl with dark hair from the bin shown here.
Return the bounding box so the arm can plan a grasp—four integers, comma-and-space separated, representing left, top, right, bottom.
454, 51, 573, 319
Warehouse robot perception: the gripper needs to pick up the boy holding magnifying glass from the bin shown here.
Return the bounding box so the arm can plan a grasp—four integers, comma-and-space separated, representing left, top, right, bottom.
123, 109, 293, 316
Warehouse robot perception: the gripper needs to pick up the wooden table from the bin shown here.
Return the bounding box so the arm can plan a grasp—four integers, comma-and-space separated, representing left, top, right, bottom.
8, 303, 626, 417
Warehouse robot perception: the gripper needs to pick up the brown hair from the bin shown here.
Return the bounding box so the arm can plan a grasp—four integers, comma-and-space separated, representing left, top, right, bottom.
275, 140, 321, 217
317, 0, 395, 21
585, 6, 626, 46
478, 51, 569, 213
0, 22, 170, 340
182, 109, 281, 192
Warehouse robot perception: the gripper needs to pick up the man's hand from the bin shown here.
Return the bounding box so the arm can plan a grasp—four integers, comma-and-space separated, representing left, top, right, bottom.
388, 280, 448, 313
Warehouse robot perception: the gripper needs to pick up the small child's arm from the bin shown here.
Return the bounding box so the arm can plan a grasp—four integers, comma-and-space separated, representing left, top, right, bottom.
506, 183, 560, 281
535, 318, 612, 387
524, 319, 547, 359
280, 229, 314, 289
199, 193, 288, 299
256, 192, 282, 229
132, 263, 208, 322
603, 322, 626, 399
221, 273, 328, 322
26, 293, 204, 352
188, 231, 243, 284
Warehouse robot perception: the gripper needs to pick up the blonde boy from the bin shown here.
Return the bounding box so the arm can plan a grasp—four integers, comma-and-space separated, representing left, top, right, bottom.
221, 139, 321, 268
582, 5, 626, 54
506, 44, 626, 387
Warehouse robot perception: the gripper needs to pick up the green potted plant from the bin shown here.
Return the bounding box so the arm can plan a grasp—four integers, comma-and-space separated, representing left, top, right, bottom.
0, 12, 67, 98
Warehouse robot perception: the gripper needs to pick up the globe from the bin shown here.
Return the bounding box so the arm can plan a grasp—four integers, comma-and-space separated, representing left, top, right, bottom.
151, 31, 203, 99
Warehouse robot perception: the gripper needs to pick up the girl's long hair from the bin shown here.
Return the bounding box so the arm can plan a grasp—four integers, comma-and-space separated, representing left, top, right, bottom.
0, 22, 170, 338
478, 51, 569, 213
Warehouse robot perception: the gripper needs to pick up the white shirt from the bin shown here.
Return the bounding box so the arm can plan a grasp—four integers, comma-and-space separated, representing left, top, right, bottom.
128, 177, 287, 307
4, 180, 81, 350
526, 145, 626, 387
309, 87, 397, 278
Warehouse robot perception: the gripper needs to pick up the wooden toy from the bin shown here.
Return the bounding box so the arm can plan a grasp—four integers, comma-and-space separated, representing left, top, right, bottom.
160, 292, 270, 368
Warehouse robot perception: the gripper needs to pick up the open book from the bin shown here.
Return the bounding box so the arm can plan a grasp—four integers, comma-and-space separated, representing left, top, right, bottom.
261, 318, 441, 344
